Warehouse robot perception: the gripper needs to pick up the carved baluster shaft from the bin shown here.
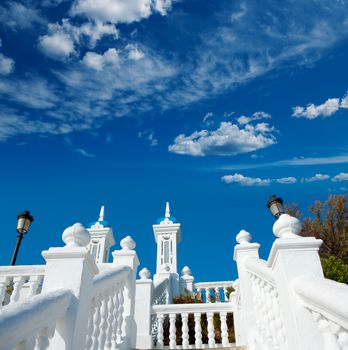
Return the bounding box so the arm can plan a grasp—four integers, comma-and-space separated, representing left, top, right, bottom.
169, 313, 176, 349
156, 314, 164, 349
0, 276, 10, 307
207, 312, 215, 347
111, 287, 119, 348
117, 282, 124, 342
28, 276, 43, 297
10, 276, 25, 303
98, 292, 108, 349
91, 298, 101, 350
105, 289, 114, 350
182, 313, 189, 348
220, 312, 229, 347
194, 313, 202, 348
86, 299, 96, 350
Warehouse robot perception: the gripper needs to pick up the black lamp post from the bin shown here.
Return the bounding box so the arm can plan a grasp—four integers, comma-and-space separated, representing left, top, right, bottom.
10, 210, 34, 266
266, 195, 285, 219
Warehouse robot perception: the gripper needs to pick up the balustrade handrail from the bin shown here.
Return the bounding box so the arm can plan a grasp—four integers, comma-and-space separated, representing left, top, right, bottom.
153, 301, 233, 314
0, 265, 45, 277
245, 257, 275, 285
0, 288, 72, 350
293, 275, 348, 329
194, 281, 234, 289
92, 265, 131, 295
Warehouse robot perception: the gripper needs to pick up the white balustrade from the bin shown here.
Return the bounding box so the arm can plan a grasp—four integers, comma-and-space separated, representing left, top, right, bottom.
194, 281, 234, 303
293, 276, 348, 350
152, 302, 234, 349
152, 277, 169, 305
0, 289, 71, 350
0, 266, 45, 307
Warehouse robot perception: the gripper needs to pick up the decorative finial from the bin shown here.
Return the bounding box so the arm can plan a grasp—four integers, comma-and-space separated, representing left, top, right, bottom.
165, 202, 170, 218
120, 236, 136, 250
273, 213, 302, 239
139, 268, 151, 280
99, 205, 105, 221
181, 266, 192, 276
236, 230, 252, 245
62, 223, 91, 248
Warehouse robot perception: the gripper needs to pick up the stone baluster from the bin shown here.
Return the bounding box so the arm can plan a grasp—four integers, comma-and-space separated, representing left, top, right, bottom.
98, 292, 108, 349
215, 287, 221, 302
111, 287, 119, 349
156, 314, 164, 349
10, 276, 25, 303
196, 287, 202, 301
34, 327, 50, 350
85, 300, 96, 350
0, 276, 10, 307
27, 275, 43, 297
207, 312, 215, 347
169, 313, 176, 349
220, 312, 229, 347
316, 314, 340, 350
117, 281, 124, 342
91, 298, 101, 350
105, 289, 114, 350
223, 287, 228, 302
206, 288, 211, 303
182, 313, 189, 348
194, 313, 203, 348
338, 329, 348, 349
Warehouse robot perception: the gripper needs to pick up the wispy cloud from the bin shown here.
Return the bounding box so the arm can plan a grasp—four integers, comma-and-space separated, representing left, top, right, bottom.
302, 173, 330, 182
138, 130, 158, 146
75, 148, 95, 157
332, 173, 348, 182
221, 173, 297, 186
292, 92, 348, 119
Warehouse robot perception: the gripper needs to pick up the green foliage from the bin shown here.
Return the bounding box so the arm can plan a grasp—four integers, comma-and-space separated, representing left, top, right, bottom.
321, 255, 348, 284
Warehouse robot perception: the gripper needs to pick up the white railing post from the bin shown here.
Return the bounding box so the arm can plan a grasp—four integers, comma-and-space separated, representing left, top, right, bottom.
233, 229, 258, 347
267, 214, 324, 350
180, 266, 194, 293
41, 223, 98, 350
112, 236, 139, 350
134, 268, 153, 349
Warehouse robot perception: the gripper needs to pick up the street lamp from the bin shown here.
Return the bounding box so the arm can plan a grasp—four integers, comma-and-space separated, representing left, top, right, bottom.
10, 210, 34, 266
266, 195, 285, 219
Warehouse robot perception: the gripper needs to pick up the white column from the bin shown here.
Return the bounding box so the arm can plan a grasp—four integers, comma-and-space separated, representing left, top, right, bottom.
134, 268, 154, 349
112, 236, 139, 350
41, 223, 98, 350
233, 229, 259, 347
268, 214, 324, 350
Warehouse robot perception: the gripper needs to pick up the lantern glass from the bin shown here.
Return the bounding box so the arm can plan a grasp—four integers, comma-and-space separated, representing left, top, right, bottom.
16, 211, 34, 235
266, 195, 284, 219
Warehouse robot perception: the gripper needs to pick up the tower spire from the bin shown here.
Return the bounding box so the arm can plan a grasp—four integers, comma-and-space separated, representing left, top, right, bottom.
165, 202, 170, 218
99, 205, 105, 221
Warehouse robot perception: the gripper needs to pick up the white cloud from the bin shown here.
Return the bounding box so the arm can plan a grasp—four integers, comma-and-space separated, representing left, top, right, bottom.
82, 48, 120, 71
0, 53, 15, 75
168, 121, 276, 156
127, 44, 145, 60
341, 92, 348, 109
38, 32, 75, 59
332, 173, 348, 182
38, 19, 118, 60
222, 173, 271, 186
302, 173, 330, 182
276, 177, 297, 184
203, 112, 213, 123
0, 2, 45, 30
292, 91, 348, 119
237, 111, 271, 125
71, 0, 153, 23
154, 0, 173, 15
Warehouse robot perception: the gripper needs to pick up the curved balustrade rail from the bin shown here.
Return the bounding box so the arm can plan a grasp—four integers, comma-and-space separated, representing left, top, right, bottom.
0, 288, 71, 350
152, 303, 234, 349
85, 265, 131, 350
153, 278, 169, 305
293, 275, 348, 350
0, 265, 45, 308
244, 258, 287, 350
194, 280, 234, 303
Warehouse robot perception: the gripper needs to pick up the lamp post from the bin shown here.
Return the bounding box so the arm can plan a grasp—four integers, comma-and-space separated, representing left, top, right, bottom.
10, 210, 34, 266
266, 195, 285, 219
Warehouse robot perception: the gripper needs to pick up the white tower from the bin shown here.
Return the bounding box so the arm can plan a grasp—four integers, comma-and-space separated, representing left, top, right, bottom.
153, 202, 181, 298
87, 206, 115, 264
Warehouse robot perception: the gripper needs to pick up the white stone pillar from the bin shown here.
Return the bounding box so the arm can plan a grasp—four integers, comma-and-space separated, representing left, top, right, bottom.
268, 214, 324, 350
41, 223, 98, 350
179, 266, 194, 294
112, 236, 139, 349
134, 268, 154, 349
233, 229, 259, 347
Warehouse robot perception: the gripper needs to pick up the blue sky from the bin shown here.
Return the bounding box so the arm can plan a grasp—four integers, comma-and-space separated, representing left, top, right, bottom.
1, 0, 348, 282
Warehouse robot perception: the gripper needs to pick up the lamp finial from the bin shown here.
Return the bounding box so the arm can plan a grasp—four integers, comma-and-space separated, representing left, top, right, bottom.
165, 202, 170, 218
99, 205, 105, 221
